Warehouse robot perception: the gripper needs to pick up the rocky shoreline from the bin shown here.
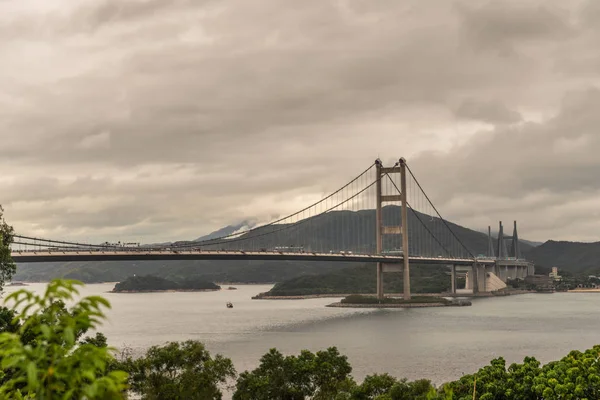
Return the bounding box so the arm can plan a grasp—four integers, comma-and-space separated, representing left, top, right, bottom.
326, 301, 471, 308
111, 288, 221, 293
252, 292, 443, 300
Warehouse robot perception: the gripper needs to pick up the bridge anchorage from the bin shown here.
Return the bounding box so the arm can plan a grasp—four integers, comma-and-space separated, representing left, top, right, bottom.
10, 158, 533, 297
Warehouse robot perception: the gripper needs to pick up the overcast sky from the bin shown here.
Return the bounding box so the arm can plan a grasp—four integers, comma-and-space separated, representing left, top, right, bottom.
2, 0, 600, 244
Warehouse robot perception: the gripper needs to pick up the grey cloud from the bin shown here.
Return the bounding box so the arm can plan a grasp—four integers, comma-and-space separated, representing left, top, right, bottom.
453, 98, 522, 124
81, 0, 182, 30
1, 0, 600, 243
411, 86, 600, 241
457, 1, 574, 54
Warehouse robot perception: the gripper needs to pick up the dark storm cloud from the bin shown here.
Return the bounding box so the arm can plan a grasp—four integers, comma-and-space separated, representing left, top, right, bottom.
1, 0, 600, 243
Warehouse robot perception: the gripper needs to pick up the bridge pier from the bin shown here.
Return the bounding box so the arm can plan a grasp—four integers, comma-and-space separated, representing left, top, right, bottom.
450, 264, 456, 294
376, 263, 383, 299
472, 263, 481, 294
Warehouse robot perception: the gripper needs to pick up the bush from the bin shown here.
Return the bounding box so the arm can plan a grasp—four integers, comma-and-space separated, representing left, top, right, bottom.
0, 279, 128, 399
120, 340, 235, 400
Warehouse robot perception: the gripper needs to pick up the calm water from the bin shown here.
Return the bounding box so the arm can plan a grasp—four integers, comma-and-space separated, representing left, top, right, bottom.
4, 283, 600, 386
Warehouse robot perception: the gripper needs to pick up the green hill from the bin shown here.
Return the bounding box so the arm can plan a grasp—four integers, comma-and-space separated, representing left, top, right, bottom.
265, 264, 453, 296
112, 275, 220, 292
12, 260, 357, 284
196, 206, 533, 258
525, 240, 600, 275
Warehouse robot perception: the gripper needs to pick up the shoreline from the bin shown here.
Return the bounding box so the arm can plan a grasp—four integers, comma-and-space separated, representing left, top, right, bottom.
252, 290, 534, 300
110, 288, 221, 293
326, 301, 470, 308
252, 292, 447, 300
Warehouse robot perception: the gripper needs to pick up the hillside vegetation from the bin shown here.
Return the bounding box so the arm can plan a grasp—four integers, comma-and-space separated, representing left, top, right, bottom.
112, 275, 220, 292
13, 260, 355, 284
526, 240, 600, 275
266, 264, 452, 296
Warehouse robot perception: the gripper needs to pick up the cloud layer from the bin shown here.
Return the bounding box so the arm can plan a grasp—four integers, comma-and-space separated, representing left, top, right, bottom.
2, 0, 600, 243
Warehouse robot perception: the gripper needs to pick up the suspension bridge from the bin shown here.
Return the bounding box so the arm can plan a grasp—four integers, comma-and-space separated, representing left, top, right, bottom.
9, 158, 534, 298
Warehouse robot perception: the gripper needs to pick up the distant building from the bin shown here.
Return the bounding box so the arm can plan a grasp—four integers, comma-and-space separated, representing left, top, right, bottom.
525, 275, 553, 288
549, 267, 562, 281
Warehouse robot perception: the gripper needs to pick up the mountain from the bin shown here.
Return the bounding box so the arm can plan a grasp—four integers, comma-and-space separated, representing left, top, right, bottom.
190, 206, 534, 258
525, 240, 600, 275
194, 220, 256, 242
13, 206, 535, 283
12, 260, 356, 284
520, 239, 544, 247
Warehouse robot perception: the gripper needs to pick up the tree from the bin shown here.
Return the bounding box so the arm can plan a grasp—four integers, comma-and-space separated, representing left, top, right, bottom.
0, 205, 16, 292
0, 306, 19, 334
0, 279, 128, 399
123, 340, 236, 400
233, 347, 354, 400
350, 374, 435, 400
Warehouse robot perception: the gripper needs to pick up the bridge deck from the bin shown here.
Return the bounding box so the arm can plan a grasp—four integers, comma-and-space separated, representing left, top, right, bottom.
10, 250, 495, 265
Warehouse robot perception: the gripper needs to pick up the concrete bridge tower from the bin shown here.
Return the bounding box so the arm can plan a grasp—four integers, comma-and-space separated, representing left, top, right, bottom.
375, 159, 410, 301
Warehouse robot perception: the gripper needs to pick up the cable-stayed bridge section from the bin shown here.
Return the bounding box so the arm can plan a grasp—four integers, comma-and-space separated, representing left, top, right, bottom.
10, 158, 533, 298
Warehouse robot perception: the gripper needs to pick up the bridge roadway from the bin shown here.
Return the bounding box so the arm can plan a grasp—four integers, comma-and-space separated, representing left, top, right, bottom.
10, 249, 496, 266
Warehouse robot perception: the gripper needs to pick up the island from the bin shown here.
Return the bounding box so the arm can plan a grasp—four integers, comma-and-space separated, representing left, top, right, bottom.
112, 275, 220, 293
254, 264, 452, 298
326, 294, 471, 308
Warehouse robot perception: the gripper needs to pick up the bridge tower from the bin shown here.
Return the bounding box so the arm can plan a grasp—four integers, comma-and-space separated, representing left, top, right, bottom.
375, 158, 410, 300
511, 221, 521, 259
487, 226, 495, 258
497, 221, 508, 259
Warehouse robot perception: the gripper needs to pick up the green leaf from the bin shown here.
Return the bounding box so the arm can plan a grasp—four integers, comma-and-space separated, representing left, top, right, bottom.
63, 326, 75, 346
39, 324, 51, 339
26, 362, 38, 389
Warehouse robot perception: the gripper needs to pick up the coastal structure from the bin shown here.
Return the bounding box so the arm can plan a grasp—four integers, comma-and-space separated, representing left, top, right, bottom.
549, 267, 562, 281
453, 221, 535, 294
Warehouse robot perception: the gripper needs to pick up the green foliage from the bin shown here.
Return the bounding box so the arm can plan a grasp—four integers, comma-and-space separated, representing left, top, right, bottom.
80, 332, 109, 348
112, 275, 220, 292
0, 279, 128, 399
0, 307, 19, 334
232, 345, 600, 399
233, 347, 354, 400
0, 205, 16, 292
350, 374, 435, 400
440, 347, 600, 399
122, 340, 235, 400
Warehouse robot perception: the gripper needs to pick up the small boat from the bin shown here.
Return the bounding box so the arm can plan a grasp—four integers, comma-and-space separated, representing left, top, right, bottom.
226, 302, 233, 309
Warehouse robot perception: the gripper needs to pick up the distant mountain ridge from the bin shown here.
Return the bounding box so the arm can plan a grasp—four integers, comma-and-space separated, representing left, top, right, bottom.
194, 220, 256, 242
525, 240, 600, 275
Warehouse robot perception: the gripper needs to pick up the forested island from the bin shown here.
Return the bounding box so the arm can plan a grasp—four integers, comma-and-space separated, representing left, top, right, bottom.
261, 264, 453, 297
112, 275, 220, 293
326, 294, 471, 308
